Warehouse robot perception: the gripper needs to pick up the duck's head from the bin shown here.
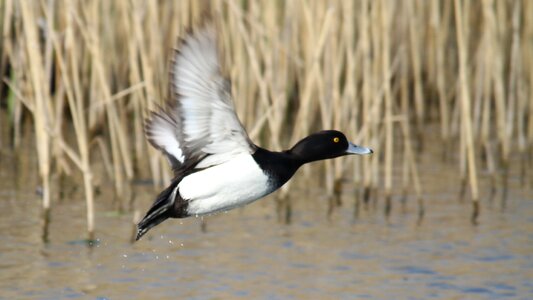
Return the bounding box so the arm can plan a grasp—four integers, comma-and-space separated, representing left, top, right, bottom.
289, 130, 373, 164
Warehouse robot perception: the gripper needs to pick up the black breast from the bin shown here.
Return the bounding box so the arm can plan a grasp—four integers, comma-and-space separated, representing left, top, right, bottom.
252, 147, 302, 190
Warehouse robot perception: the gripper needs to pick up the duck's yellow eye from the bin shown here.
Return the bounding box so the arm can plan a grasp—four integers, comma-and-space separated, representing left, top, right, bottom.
333, 137, 339, 143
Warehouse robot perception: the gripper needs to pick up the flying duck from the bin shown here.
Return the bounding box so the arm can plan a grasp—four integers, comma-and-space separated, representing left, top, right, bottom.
136, 25, 373, 241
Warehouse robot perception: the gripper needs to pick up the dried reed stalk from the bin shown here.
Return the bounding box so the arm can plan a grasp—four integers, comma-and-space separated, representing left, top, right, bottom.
454, 0, 479, 223
375, 0, 393, 217
19, 0, 54, 241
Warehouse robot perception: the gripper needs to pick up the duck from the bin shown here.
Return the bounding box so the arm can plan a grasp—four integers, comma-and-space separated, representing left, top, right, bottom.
136, 24, 373, 241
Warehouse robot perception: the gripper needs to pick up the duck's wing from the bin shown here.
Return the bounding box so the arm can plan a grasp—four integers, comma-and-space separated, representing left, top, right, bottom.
145, 25, 256, 173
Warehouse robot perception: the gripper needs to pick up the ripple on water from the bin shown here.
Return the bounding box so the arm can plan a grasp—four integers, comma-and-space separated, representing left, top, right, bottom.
462, 286, 492, 295
290, 262, 313, 269
476, 254, 514, 262
488, 282, 516, 291
332, 265, 352, 272
338, 250, 372, 260
395, 265, 437, 275
282, 240, 294, 248
428, 281, 519, 298
427, 281, 459, 291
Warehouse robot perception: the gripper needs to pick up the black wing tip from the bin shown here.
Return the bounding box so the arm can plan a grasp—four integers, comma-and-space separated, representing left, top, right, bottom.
172, 16, 217, 59
142, 111, 163, 147
172, 9, 218, 61
143, 103, 168, 131
143, 107, 178, 133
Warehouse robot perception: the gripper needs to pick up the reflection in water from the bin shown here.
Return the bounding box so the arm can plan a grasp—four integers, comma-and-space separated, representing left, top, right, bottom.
0, 137, 531, 299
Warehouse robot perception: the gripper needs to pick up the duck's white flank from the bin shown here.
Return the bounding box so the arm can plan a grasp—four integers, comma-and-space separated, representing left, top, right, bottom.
178, 153, 272, 215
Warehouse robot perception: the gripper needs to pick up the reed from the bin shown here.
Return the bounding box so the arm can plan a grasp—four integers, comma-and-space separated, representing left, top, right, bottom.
1, 0, 531, 239
454, 0, 479, 223
526, 0, 533, 189
18, 0, 54, 241
46, 0, 95, 241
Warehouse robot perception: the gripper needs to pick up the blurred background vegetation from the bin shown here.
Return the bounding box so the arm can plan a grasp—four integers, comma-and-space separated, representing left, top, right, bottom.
0, 0, 531, 241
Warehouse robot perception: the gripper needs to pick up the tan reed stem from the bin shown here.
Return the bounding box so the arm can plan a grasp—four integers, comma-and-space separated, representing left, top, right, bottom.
454, 0, 480, 224
20, 0, 53, 240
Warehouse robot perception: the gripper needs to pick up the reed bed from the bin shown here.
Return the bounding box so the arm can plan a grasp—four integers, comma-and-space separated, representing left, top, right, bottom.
0, 0, 531, 240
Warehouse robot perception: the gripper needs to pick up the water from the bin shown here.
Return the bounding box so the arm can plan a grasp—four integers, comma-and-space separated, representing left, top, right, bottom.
0, 139, 531, 299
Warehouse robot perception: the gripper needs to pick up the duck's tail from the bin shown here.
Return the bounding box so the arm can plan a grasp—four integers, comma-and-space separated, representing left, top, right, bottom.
136, 180, 187, 241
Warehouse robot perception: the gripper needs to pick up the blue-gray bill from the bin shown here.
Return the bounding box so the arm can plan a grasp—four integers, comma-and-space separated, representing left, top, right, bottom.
346, 142, 373, 155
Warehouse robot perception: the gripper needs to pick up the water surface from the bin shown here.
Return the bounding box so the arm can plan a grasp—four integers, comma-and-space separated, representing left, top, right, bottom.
0, 139, 531, 299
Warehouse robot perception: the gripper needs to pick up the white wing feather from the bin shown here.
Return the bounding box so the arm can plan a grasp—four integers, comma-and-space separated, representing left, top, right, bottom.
145, 25, 254, 171
145, 110, 184, 165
